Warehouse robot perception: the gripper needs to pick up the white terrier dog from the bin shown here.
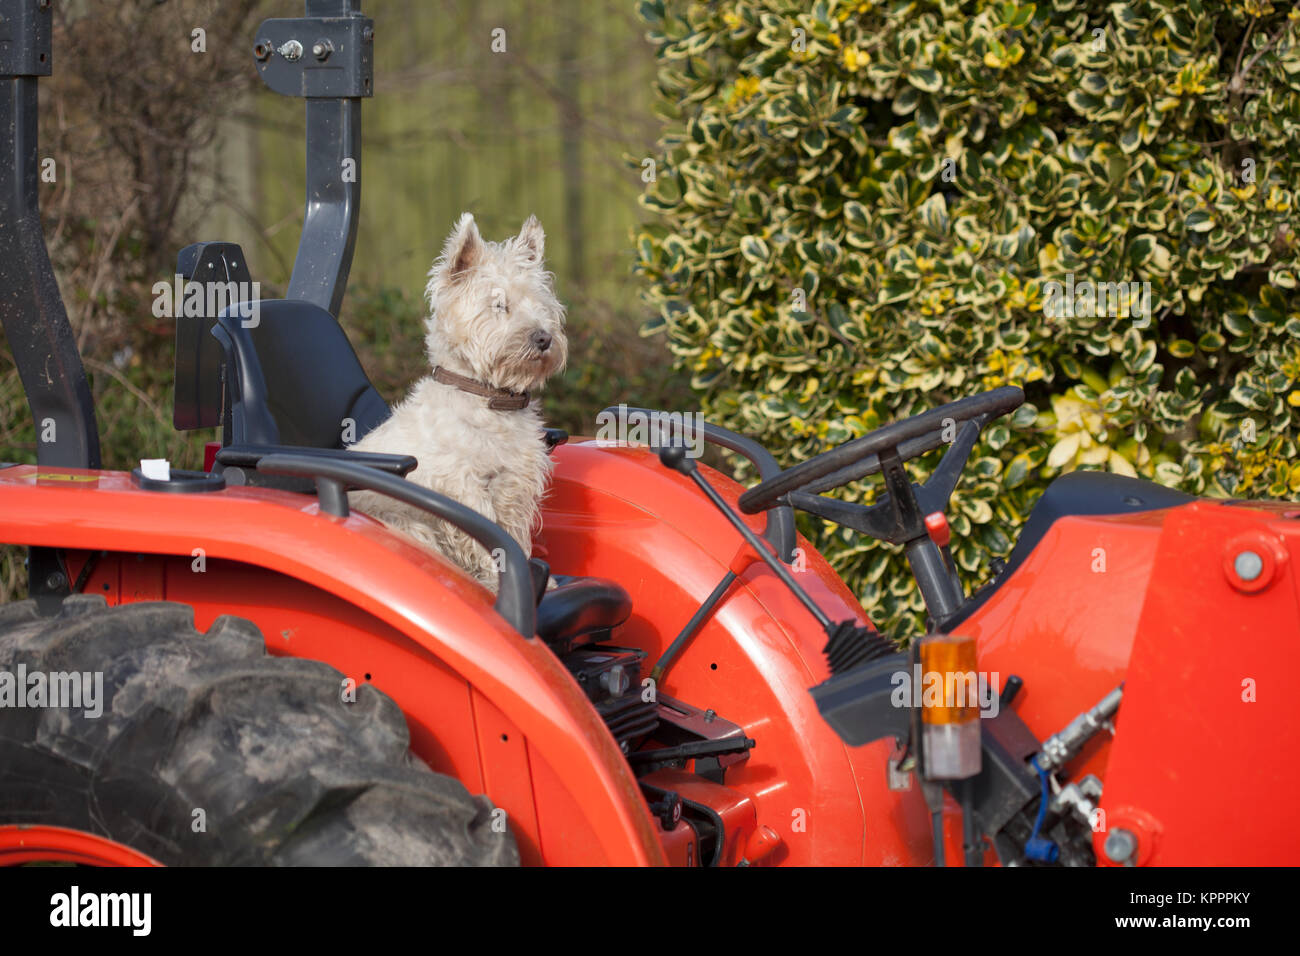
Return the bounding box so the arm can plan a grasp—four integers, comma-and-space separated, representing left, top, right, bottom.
349, 213, 568, 589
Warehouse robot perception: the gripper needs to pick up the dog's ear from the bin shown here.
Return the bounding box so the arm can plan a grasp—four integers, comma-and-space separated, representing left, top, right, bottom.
517, 215, 545, 264
442, 213, 484, 281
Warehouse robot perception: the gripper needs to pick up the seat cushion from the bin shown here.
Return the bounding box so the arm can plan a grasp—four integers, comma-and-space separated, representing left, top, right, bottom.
536, 576, 632, 652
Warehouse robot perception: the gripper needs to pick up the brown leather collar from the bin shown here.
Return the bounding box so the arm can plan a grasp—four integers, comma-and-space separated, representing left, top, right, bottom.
432, 366, 531, 410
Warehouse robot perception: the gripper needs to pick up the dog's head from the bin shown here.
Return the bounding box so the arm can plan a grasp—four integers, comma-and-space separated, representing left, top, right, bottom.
424, 213, 568, 394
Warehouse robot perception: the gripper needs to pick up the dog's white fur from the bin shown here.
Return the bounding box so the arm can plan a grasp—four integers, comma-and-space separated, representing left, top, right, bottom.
349, 213, 567, 588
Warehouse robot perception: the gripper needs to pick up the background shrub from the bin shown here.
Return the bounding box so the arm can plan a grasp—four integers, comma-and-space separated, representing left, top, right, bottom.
634, 0, 1300, 639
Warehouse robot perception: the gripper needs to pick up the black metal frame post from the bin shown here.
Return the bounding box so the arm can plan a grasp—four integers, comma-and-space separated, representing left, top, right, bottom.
254, 0, 373, 318
0, 0, 101, 469
175, 2, 373, 431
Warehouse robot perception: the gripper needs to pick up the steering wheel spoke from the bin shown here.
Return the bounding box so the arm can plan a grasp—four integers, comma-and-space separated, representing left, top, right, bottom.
789, 490, 904, 542
915, 417, 985, 515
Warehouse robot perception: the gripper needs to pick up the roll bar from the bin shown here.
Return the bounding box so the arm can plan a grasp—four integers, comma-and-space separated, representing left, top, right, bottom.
0, 1, 101, 469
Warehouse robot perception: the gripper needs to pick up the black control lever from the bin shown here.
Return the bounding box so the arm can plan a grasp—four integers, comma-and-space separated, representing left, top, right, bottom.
627, 736, 756, 769
657, 445, 831, 630
637, 781, 684, 831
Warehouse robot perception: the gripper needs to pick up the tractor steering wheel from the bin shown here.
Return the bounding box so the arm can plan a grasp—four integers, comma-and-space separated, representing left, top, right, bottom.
737, 386, 1024, 621
739, 386, 1024, 514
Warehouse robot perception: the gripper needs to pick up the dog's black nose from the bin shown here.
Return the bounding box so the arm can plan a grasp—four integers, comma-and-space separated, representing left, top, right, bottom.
531, 330, 552, 353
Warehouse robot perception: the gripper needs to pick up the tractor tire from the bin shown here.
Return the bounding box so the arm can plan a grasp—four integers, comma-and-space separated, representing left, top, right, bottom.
0, 595, 518, 866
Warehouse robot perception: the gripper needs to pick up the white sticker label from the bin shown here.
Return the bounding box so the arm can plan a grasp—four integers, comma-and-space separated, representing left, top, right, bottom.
140, 459, 170, 481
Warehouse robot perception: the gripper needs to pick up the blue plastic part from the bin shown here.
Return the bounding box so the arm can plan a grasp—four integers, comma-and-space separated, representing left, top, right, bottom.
1024, 836, 1060, 863
1024, 755, 1060, 863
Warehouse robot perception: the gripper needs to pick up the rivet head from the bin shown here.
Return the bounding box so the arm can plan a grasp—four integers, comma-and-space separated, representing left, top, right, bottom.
1234, 550, 1263, 582
1104, 828, 1137, 864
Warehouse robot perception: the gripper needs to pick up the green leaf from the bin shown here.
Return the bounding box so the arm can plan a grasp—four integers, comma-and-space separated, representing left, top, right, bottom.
1008, 4, 1036, 29
844, 200, 871, 232
739, 235, 770, 264
1129, 234, 1155, 266
915, 96, 941, 136
893, 86, 921, 115
802, 127, 829, 157
1197, 329, 1225, 352
918, 193, 950, 236
1011, 403, 1038, 427
907, 69, 943, 94
1004, 452, 1033, 489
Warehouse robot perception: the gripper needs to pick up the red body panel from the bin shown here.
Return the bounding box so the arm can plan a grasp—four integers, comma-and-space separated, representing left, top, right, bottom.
6, 444, 1294, 865
955, 499, 1300, 865
1097, 501, 1300, 865
0, 450, 933, 866
0, 464, 663, 866
540, 441, 934, 865
956, 510, 1166, 783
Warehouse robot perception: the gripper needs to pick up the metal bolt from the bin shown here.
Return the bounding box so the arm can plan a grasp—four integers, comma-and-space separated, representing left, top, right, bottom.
1103, 828, 1137, 865
312, 39, 333, 61
1234, 550, 1263, 582
45, 571, 65, 590
277, 39, 304, 61
253, 40, 272, 61
704, 708, 716, 723
599, 664, 629, 696
362, 26, 374, 42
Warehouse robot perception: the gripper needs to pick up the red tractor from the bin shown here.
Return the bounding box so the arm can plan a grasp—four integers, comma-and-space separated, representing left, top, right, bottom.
0, 0, 1295, 867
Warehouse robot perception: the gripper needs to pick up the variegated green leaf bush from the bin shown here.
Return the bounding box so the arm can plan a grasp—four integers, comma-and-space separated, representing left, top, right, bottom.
634, 0, 1300, 638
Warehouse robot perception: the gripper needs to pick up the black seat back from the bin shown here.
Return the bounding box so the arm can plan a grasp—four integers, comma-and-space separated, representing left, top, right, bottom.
213, 299, 390, 448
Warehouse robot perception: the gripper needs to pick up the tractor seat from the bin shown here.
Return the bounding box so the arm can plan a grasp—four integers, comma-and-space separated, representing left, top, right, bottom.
213, 299, 391, 448
531, 561, 632, 653
213, 303, 608, 638
212, 299, 569, 454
